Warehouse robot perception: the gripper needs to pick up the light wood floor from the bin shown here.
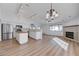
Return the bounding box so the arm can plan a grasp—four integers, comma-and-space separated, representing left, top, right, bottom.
0, 35, 79, 56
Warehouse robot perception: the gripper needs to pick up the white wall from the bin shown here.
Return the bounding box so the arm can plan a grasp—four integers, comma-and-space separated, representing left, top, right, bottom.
41, 24, 63, 36
63, 17, 79, 40
1, 17, 32, 28
63, 17, 79, 26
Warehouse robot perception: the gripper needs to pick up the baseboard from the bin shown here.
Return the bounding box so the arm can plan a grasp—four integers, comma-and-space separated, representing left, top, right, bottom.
43, 33, 63, 37
64, 36, 79, 43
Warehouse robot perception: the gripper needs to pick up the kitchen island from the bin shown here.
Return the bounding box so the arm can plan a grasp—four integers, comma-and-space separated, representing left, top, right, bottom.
16, 31, 28, 44
29, 29, 42, 40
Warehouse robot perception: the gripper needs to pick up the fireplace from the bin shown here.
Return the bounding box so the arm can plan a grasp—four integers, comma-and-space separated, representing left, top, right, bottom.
66, 32, 74, 39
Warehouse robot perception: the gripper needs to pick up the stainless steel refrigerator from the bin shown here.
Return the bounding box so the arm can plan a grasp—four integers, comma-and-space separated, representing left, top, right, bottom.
1, 24, 12, 41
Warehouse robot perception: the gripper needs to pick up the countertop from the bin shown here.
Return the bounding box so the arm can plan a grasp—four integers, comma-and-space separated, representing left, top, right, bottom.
16, 31, 28, 33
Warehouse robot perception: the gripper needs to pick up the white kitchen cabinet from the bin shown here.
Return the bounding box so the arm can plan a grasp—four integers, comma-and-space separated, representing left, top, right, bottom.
29, 29, 42, 40
16, 32, 28, 44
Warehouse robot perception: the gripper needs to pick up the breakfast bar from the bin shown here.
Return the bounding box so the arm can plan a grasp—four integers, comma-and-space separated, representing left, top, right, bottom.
16, 31, 28, 44
29, 29, 42, 40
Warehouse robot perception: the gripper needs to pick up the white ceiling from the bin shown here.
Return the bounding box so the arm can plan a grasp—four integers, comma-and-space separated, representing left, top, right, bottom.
0, 3, 79, 25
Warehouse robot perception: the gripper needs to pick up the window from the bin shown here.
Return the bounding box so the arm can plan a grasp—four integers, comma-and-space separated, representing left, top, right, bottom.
50, 25, 63, 31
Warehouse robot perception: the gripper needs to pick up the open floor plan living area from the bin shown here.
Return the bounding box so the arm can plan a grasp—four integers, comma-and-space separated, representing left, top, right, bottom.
0, 3, 79, 56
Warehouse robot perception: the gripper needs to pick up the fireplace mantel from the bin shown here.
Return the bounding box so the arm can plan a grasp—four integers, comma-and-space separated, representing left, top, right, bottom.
64, 25, 79, 27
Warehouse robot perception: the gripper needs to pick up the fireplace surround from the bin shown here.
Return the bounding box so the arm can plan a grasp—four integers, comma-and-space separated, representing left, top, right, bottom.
63, 25, 79, 42
66, 32, 74, 39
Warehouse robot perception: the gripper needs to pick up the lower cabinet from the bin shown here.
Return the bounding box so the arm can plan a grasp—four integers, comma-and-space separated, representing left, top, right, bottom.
29, 30, 42, 40
16, 32, 28, 44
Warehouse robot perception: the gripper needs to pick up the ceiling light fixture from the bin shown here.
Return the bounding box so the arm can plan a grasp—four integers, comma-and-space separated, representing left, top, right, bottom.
46, 3, 59, 22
